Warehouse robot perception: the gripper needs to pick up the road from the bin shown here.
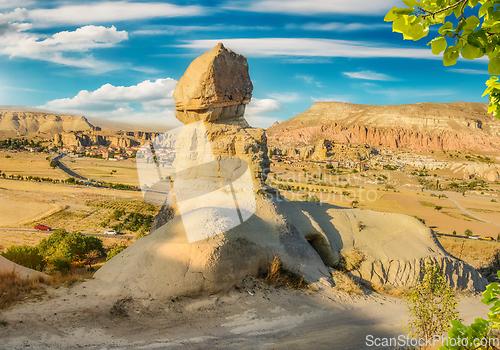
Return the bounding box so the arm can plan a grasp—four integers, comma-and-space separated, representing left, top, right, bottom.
446, 194, 500, 227
0, 227, 134, 239
52, 153, 87, 180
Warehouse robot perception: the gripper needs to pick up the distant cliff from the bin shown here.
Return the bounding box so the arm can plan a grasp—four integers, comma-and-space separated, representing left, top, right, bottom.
0, 110, 93, 136
266, 101, 500, 153
54, 130, 161, 148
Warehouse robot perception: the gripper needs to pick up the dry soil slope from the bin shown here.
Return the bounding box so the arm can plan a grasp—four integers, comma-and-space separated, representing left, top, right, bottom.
266, 101, 500, 152
0, 110, 93, 136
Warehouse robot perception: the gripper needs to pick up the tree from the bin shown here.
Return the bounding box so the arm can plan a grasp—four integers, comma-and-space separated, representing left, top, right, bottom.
385, 0, 500, 117
405, 258, 460, 342
441, 270, 500, 349
465, 228, 473, 236
435, 205, 443, 211
49, 160, 59, 168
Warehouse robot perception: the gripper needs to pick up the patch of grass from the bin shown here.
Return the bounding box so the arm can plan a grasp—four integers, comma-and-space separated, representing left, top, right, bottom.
335, 249, 365, 272
442, 212, 464, 220
331, 270, 364, 295
0, 272, 46, 309
419, 201, 436, 207
460, 214, 482, 222
467, 208, 499, 214
264, 256, 307, 289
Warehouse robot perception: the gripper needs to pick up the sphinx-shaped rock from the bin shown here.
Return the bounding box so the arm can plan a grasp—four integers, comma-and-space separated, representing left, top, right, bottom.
173, 43, 253, 125
89, 44, 486, 301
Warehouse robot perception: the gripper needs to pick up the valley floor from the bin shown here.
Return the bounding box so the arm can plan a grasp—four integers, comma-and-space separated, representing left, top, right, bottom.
0, 279, 490, 350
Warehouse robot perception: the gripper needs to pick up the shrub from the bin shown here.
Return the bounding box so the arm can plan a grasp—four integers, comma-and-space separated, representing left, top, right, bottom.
37, 229, 104, 263
1, 245, 46, 271
0, 272, 45, 309
110, 209, 125, 220
405, 258, 459, 341
464, 229, 473, 237
106, 245, 128, 261
413, 216, 426, 225
441, 271, 500, 349
52, 259, 71, 275
264, 256, 307, 289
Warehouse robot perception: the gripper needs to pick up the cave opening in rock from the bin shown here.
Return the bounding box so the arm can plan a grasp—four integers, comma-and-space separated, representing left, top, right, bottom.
305, 233, 335, 268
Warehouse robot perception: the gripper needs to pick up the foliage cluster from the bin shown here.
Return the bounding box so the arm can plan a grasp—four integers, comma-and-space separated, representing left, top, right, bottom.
441, 270, 500, 349
1, 229, 105, 274
405, 258, 460, 342
385, 0, 500, 117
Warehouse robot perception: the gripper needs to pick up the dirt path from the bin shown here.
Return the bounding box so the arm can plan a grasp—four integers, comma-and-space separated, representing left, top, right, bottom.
0, 280, 490, 350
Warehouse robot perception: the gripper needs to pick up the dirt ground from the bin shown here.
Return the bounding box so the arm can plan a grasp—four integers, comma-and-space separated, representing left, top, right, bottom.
0, 277, 491, 350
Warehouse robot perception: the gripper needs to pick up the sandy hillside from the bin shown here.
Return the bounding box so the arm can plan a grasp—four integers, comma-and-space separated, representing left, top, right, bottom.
0, 277, 491, 350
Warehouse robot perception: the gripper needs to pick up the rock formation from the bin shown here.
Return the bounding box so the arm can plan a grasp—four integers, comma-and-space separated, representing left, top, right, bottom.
88, 44, 486, 300
0, 256, 47, 279
173, 43, 252, 126
0, 110, 93, 136
53, 130, 160, 148
267, 101, 500, 153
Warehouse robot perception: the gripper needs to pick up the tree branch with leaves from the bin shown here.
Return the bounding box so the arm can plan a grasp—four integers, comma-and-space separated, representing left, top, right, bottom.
385, 0, 500, 118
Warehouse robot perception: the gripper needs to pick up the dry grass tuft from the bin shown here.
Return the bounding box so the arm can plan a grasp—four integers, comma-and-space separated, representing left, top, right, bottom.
330, 270, 364, 295
369, 284, 409, 298
0, 269, 95, 310
0, 272, 46, 309
264, 255, 308, 289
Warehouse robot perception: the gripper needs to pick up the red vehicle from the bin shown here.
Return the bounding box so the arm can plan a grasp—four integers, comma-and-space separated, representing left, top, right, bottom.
34, 224, 51, 231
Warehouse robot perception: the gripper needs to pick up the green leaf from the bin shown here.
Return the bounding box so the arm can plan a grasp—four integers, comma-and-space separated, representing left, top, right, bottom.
402, 0, 419, 6
384, 7, 399, 22
438, 22, 454, 35
489, 57, 500, 75
464, 15, 480, 33
461, 43, 481, 60
443, 46, 459, 66
479, 2, 494, 18
430, 36, 447, 54
393, 7, 415, 16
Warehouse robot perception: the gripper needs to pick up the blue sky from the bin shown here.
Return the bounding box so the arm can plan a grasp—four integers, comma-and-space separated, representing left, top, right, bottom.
0, 0, 491, 129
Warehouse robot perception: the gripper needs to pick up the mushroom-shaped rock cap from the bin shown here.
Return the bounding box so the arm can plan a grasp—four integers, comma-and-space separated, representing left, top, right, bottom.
173, 43, 253, 122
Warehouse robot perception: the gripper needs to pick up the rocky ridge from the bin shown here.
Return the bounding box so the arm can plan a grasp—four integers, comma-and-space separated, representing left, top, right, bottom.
54, 130, 160, 148
266, 101, 500, 154
0, 110, 93, 136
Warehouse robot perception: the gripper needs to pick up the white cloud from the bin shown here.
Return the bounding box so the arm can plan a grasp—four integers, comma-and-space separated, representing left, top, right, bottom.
311, 95, 353, 103
29, 1, 205, 27
287, 22, 390, 32
343, 70, 398, 81
0, 23, 128, 71
224, 0, 401, 15
449, 68, 488, 75
366, 88, 454, 98
0, 0, 33, 9
246, 115, 281, 128
0, 8, 30, 36
179, 38, 437, 60
295, 74, 322, 88
268, 92, 300, 103
246, 98, 285, 116
132, 24, 272, 36
38, 78, 179, 126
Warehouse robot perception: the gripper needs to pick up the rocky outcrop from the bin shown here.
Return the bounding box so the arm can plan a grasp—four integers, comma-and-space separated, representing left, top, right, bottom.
0, 111, 93, 136
173, 43, 252, 126
267, 101, 500, 152
270, 139, 378, 162
54, 131, 159, 148
351, 257, 485, 291
89, 44, 486, 301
